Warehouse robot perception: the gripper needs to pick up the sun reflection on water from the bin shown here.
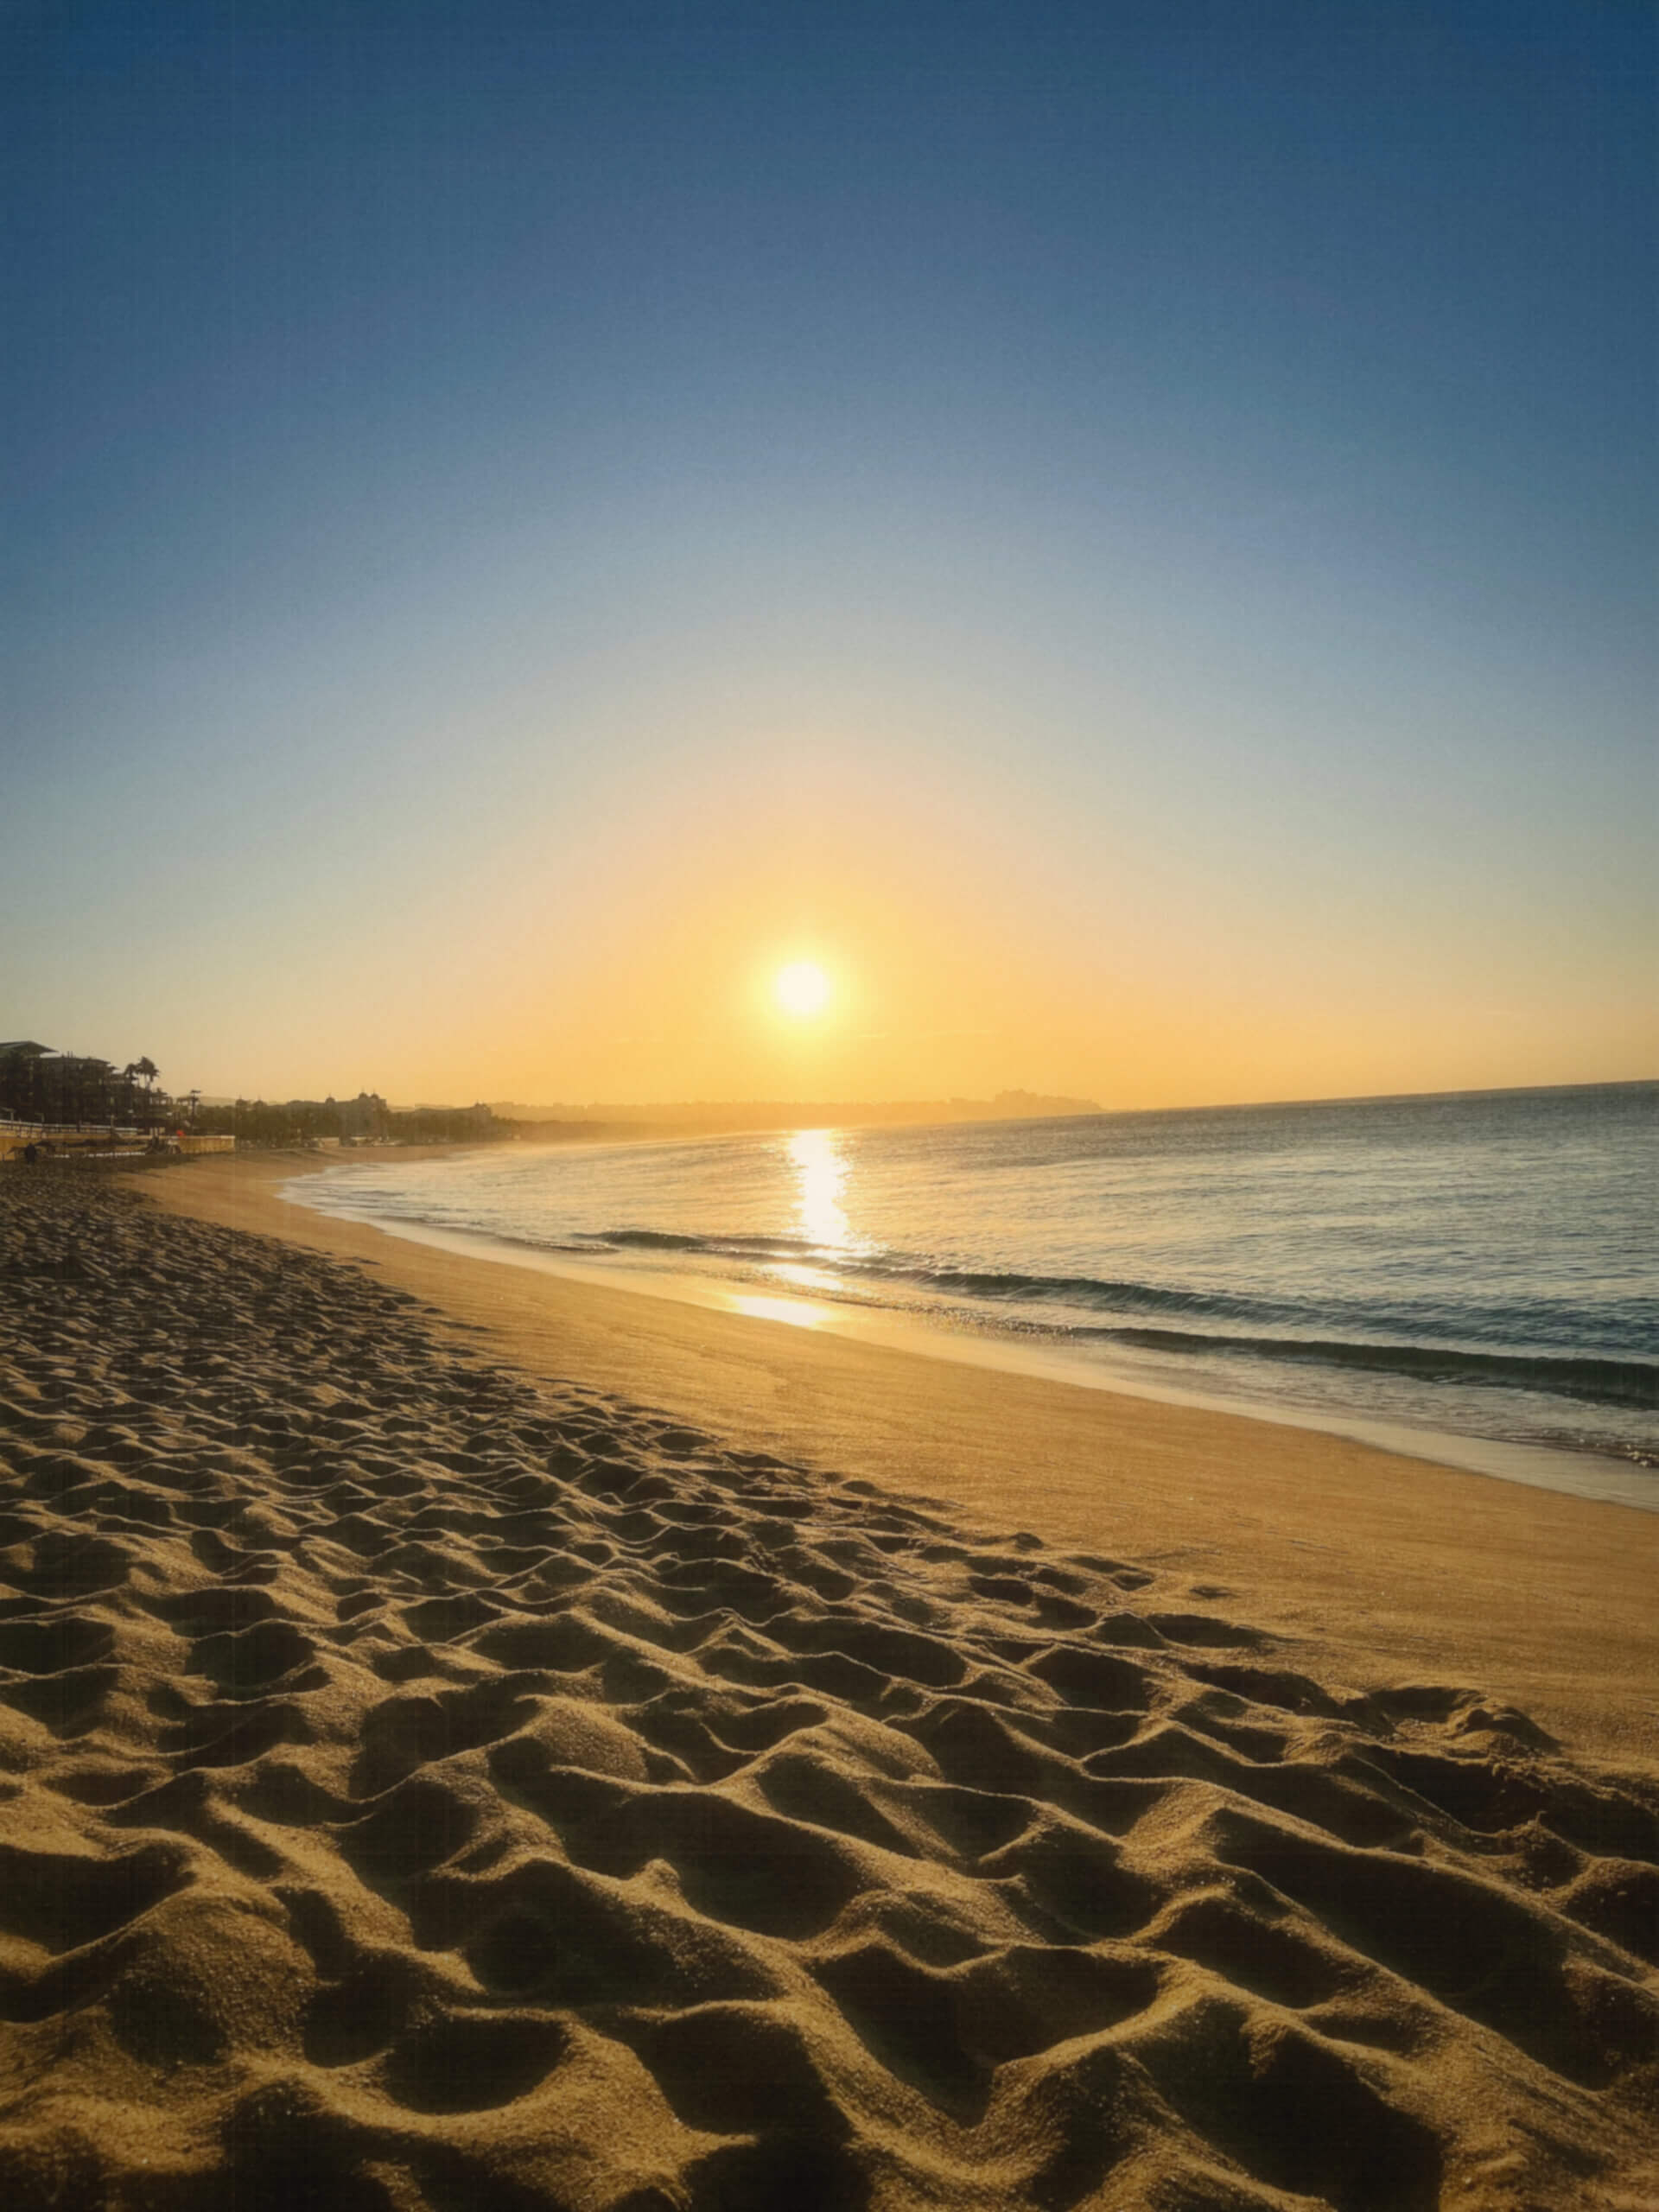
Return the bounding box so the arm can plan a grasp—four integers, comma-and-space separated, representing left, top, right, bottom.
786, 1128, 856, 1255
731, 1293, 829, 1329
769, 1261, 847, 1294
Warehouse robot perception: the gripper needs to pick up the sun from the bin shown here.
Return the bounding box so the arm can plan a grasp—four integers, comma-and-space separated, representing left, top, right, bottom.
774, 960, 831, 1018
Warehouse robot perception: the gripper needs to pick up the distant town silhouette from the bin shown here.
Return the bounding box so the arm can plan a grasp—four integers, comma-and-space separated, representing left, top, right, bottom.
3, 1040, 1098, 1153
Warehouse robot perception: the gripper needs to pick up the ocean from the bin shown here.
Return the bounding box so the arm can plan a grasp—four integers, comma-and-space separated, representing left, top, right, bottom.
293, 1081, 1657, 1506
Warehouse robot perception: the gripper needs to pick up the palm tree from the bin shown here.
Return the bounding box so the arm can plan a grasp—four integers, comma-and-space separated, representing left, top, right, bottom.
133, 1058, 159, 1131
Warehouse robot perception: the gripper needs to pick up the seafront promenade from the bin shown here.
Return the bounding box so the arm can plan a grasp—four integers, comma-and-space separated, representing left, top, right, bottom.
0, 1123, 235, 1163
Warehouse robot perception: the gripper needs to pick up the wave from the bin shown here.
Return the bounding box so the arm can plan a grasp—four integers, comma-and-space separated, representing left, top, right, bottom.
582, 1227, 815, 1258
1074, 1325, 1657, 1410
570, 1227, 1656, 1411
585, 1231, 1279, 1316
907, 1263, 1280, 1325
320, 1197, 1655, 1418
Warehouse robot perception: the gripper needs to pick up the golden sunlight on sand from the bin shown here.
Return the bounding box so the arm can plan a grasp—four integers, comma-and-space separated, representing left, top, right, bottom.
3, 1154, 1654, 2207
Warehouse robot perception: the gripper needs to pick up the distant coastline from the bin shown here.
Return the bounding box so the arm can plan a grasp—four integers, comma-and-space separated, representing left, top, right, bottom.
487, 1089, 1103, 1142
486, 1076, 1656, 1147
16, 1041, 1653, 1160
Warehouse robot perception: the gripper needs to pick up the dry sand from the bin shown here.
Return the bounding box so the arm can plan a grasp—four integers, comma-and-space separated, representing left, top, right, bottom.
1, 1155, 1656, 2209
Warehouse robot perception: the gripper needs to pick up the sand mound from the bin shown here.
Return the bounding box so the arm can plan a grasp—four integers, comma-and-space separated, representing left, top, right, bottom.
1, 1169, 1655, 2209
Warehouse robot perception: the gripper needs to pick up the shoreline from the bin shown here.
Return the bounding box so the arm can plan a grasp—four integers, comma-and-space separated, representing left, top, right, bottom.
140, 1150, 1659, 1767
3, 1155, 1656, 2204
287, 1161, 1659, 1513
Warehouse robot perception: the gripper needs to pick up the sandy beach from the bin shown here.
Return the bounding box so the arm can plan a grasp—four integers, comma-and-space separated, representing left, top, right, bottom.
2, 1154, 1656, 2208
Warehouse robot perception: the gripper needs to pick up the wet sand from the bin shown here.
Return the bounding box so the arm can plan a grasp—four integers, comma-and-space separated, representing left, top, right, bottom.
2, 1156, 1656, 2208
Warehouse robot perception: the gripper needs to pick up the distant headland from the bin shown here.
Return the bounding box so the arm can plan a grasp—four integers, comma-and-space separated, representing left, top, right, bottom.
489, 1091, 1103, 1141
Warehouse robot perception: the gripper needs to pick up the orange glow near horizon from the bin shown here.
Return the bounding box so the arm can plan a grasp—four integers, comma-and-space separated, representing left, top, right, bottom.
118, 726, 1656, 1113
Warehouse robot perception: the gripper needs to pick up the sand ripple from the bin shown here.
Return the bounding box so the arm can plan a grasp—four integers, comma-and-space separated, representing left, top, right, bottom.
1, 1169, 1656, 2209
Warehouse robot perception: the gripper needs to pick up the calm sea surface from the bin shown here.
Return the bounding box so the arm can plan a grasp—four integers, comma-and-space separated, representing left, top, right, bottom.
296, 1083, 1657, 1503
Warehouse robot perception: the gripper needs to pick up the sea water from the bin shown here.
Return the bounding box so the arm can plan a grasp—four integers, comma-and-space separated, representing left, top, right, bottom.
295, 1082, 1657, 1504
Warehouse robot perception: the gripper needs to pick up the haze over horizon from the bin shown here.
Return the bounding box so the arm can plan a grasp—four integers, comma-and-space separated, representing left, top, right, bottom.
4, 2, 1654, 1113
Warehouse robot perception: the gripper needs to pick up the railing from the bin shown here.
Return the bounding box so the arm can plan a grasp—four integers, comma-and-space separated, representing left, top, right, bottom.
0, 1124, 235, 1160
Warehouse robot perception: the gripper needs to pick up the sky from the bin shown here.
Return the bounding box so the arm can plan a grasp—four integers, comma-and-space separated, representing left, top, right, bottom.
3, 0, 1654, 1110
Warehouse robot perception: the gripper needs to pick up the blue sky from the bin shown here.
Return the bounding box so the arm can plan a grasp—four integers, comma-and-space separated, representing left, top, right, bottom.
3, 1, 1653, 1105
